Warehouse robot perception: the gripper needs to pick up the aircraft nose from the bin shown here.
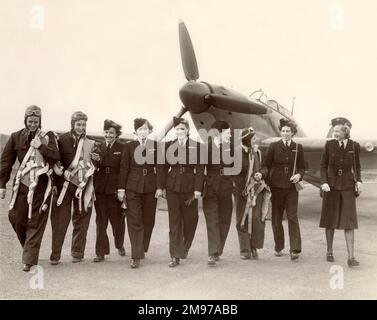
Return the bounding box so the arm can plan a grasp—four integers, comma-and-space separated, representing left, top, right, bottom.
179, 81, 211, 114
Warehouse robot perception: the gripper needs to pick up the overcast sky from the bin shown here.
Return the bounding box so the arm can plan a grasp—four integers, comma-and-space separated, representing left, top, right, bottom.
1, 0, 377, 139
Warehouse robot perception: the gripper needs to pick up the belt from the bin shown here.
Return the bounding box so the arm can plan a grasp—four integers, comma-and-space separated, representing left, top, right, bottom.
100, 167, 119, 174
207, 168, 227, 176
171, 165, 195, 174
130, 167, 156, 176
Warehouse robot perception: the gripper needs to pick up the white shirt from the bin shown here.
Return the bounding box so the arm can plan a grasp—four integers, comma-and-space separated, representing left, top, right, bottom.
338, 139, 348, 148
138, 138, 147, 147
177, 137, 188, 146
213, 136, 221, 148
282, 139, 292, 147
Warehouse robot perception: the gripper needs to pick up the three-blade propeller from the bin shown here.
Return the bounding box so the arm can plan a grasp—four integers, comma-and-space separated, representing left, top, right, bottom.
157, 21, 269, 141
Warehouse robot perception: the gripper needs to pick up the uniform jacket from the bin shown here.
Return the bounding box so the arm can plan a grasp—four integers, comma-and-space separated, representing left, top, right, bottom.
119, 139, 164, 194
163, 138, 205, 193
0, 128, 60, 189
93, 139, 126, 195
320, 139, 361, 190
204, 140, 236, 194
263, 139, 305, 189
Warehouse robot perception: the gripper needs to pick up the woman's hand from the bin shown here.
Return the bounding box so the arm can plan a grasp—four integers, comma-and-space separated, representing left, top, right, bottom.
290, 173, 301, 184
356, 181, 362, 194
254, 172, 262, 181
0, 188, 6, 199
117, 189, 126, 202
91, 152, 100, 162
321, 183, 331, 192
155, 188, 164, 198
30, 137, 42, 149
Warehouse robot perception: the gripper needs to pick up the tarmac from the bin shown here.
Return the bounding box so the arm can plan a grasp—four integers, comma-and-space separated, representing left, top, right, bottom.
0, 182, 376, 300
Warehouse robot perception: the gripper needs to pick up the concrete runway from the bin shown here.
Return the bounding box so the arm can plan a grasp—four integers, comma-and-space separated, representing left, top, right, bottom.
1, 183, 376, 300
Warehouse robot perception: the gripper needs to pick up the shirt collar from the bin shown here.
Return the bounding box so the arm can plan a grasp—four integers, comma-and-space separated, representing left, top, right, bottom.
282, 139, 292, 147
106, 141, 115, 148
338, 139, 348, 147
138, 138, 147, 146
213, 136, 222, 148
177, 137, 188, 146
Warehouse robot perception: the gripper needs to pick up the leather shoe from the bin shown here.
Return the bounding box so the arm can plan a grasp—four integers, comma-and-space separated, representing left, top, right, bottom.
251, 249, 258, 259
207, 256, 216, 266
118, 247, 126, 256
130, 259, 140, 268
241, 254, 251, 260
347, 257, 360, 267
214, 254, 220, 262
93, 255, 105, 263
181, 250, 188, 259
169, 257, 180, 268
22, 264, 32, 272
274, 251, 283, 257
290, 252, 299, 260
72, 257, 83, 263
326, 253, 335, 262
50, 259, 60, 266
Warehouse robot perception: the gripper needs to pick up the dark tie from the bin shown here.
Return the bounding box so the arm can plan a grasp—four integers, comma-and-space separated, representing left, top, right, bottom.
340, 141, 345, 151
106, 143, 111, 152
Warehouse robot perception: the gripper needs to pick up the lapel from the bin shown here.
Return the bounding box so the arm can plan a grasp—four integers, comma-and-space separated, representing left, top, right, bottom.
278, 139, 287, 151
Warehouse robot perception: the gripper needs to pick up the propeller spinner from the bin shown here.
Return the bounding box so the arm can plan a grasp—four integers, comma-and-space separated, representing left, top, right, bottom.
157, 21, 269, 140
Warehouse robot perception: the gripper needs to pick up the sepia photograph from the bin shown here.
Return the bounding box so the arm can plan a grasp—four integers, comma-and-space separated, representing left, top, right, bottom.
0, 0, 376, 307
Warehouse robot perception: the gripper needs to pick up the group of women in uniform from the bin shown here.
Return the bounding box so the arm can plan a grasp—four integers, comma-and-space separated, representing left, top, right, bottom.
0, 106, 362, 271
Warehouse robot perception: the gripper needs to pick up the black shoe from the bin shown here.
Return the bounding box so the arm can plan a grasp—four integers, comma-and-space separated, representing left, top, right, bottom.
290, 252, 299, 260
93, 255, 105, 263
214, 254, 220, 262
130, 259, 140, 269
50, 259, 60, 266
72, 257, 83, 263
326, 253, 335, 262
251, 249, 258, 259
169, 258, 180, 268
22, 264, 32, 272
241, 253, 251, 260
274, 251, 283, 257
181, 250, 188, 259
118, 247, 126, 257
207, 256, 216, 266
347, 257, 360, 267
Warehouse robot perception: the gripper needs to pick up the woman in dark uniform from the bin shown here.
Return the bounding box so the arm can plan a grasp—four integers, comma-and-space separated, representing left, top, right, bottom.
0, 105, 60, 271
92, 119, 126, 262
264, 118, 305, 260
163, 117, 205, 268
235, 127, 270, 260
119, 118, 164, 269
320, 118, 361, 267
203, 120, 234, 266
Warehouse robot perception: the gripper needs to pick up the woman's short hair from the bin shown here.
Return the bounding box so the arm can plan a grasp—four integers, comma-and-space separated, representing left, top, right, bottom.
104, 119, 122, 137
278, 118, 298, 135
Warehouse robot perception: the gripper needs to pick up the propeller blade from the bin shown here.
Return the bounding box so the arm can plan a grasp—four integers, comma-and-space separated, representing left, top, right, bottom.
205, 93, 269, 115
157, 106, 187, 141
179, 21, 199, 81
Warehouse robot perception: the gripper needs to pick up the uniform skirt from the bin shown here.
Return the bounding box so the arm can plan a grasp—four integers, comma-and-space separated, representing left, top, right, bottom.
320, 189, 358, 230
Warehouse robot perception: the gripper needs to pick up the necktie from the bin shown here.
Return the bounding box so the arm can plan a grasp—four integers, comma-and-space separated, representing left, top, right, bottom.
340, 141, 345, 151
106, 143, 111, 152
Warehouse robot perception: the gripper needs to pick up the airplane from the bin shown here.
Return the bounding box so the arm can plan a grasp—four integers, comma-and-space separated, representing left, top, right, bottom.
155, 21, 377, 187
1, 21, 376, 188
